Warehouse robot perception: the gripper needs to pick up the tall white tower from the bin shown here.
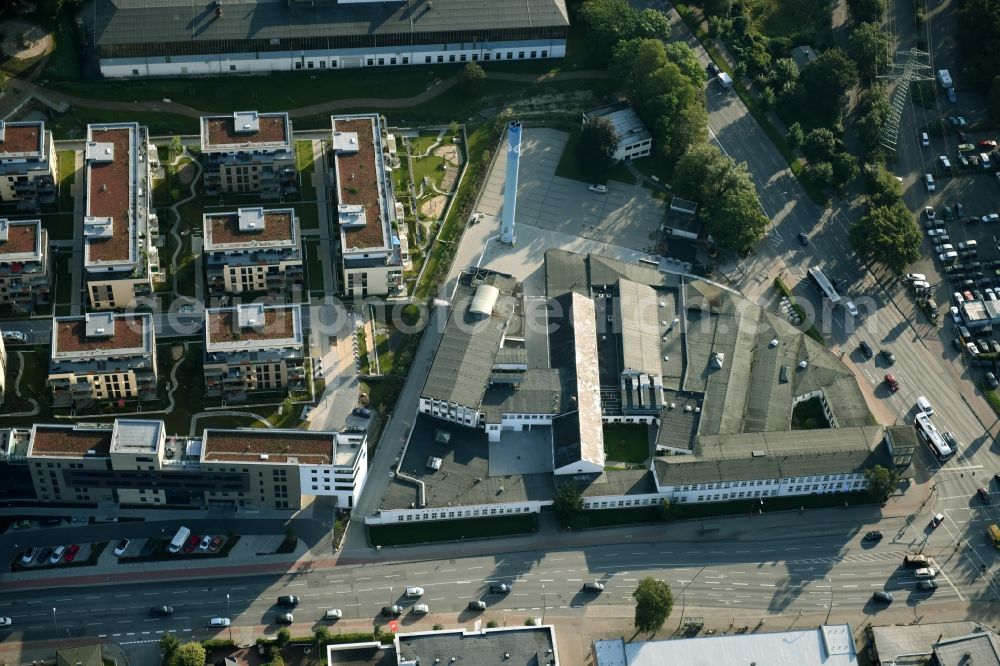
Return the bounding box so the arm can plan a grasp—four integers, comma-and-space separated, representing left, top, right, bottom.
499, 121, 521, 246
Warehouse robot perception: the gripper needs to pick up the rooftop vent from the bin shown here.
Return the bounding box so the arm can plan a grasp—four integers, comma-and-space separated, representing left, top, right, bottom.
259, 454, 269, 461
752, 450, 766, 457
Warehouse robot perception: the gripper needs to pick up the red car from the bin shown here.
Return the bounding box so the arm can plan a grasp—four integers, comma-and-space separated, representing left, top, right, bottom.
63, 544, 80, 563
884, 374, 900, 392
978, 140, 998, 151
182, 535, 201, 553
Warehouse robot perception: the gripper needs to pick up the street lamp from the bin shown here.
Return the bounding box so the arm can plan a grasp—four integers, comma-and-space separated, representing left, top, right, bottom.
52, 607, 59, 648
541, 584, 546, 625
226, 594, 232, 642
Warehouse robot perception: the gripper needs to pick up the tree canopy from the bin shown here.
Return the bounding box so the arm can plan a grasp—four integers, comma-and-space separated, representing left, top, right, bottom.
864, 465, 900, 502
168, 642, 206, 666
577, 0, 671, 64
611, 38, 708, 162
848, 22, 893, 83
849, 201, 922, 274
673, 143, 770, 252
848, 0, 886, 23
797, 48, 858, 125
633, 577, 674, 633
459, 62, 487, 93
576, 116, 619, 180
957, 0, 1000, 90
553, 483, 584, 528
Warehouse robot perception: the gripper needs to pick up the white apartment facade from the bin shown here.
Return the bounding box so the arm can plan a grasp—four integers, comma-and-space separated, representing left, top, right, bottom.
200, 111, 296, 200
203, 207, 303, 296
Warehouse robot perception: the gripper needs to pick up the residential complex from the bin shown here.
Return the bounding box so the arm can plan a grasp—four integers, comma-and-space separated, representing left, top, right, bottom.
83, 122, 158, 310
81, 0, 569, 78
370, 250, 894, 526
47, 312, 157, 408
200, 111, 296, 200
0, 120, 56, 211
0, 334, 6, 406
331, 114, 403, 298
24, 418, 367, 510
203, 303, 307, 402
0, 218, 51, 311
203, 207, 303, 296
582, 102, 652, 162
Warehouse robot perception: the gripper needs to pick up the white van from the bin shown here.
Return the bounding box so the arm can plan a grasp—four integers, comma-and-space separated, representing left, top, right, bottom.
916, 396, 934, 415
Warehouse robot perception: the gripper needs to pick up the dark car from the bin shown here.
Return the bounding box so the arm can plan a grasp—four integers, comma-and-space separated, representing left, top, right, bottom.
277, 595, 299, 607
798, 232, 810, 246
488, 583, 511, 594
988, 372, 1000, 390
918, 580, 939, 591
351, 407, 372, 419
150, 606, 174, 617
37, 547, 53, 563
880, 349, 896, 365
863, 530, 883, 542
468, 600, 487, 611
276, 613, 294, 625
859, 341, 874, 358
139, 540, 156, 557
707, 62, 720, 76
979, 488, 992, 504
873, 591, 894, 603
381, 605, 402, 617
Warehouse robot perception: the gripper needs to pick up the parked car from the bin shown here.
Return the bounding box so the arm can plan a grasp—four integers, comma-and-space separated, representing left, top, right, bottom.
967, 341, 980, 356
36, 547, 52, 563
468, 600, 487, 611
956, 202, 965, 217
906, 273, 927, 281
940, 251, 958, 261
588, 184, 608, 193
924, 206, 936, 220
859, 341, 874, 358
959, 155, 970, 168
921, 132, 930, 146
277, 595, 300, 607
182, 535, 200, 553
931, 513, 945, 528
0, 618, 10, 627
880, 349, 895, 365
49, 545, 66, 564
904, 554, 930, 567
276, 613, 294, 625
12, 519, 31, 530
381, 606, 402, 617
979, 140, 998, 151
927, 228, 947, 237
139, 540, 156, 557
988, 373, 1000, 390
873, 591, 894, 603
915, 567, 938, 579
411, 604, 429, 615
1, 331, 26, 342
113, 539, 130, 557
925, 174, 936, 192
198, 535, 212, 551
583, 582, 606, 592
405, 587, 425, 598
845, 300, 860, 317
63, 544, 80, 563
19, 547, 37, 565
209, 536, 224, 552
209, 617, 231, 628
863, 530, 883, 542
351, 407, 372, 419
150, 606, 174, 617
979, 488, 992, 504
707, 62, 720, 76
940, 155, 951, 169
324, 609, 343, 620
798, 232, 809, 246
947, 87, 957, 103
918, 580, 939, 591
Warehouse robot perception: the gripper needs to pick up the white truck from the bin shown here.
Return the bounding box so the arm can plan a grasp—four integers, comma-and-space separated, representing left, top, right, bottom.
937, 69, 952, 89
167, 526, 191, 553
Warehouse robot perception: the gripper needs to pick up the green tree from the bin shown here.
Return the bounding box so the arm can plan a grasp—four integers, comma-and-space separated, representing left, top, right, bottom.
956, 0, 1000, 89
168, 642, 206, 666
864, 162, 904, 207
798, 48, 858, 124
553, 483, 584, 528
314, 625, 332, 644
578, 0, 670, 64
458, 62, 487, 93
848, 22, 893, 82
160, 633, 180, 657
664, 42, 703, 87
857, 84, 891, 155
848, 0, 886, 23
701, 0, 732, 18
829, 151, 859, 189
787, 122, 805, 149
633, 577, 674, 633
849, 202, 922, 274
770, 57, 800, 88
576, 116, 618, 180
168, 135, 183, 161
276, 627, 292, 646
864, 464, 900, 502
801, 127, 839, 163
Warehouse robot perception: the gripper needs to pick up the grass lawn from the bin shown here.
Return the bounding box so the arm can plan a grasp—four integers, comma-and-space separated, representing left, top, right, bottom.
292, 202, 319, 230
791, 396, 831, 430
0, 347, 51, 425
57, 150, 76, 212
412, 153, 446, 190
304, 240, 327, 296
295, 140, 317, 201
985, 388, 1000, 417
369, 513, 537, 547
410, 134, 440, 156
362, 376, 404, 414
357, 327, 370, 375
53, 251, 72, 308
48, 109, 199, 140
159, 343, 207, 435
602, 424, 650, 464
374, 333, 393, 375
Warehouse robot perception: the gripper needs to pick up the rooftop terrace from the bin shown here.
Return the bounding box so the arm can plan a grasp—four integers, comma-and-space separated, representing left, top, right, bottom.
202, 429, 335, 465
85, 125, 136, 266
201, 111, 291, 151
0, 120, 45, 159
204, 208, 296, 250
205, 304, 302, 351
29, 424, 112, 458
0, 219, 42, 262
333, 116, 389, 252
51, 313, 151, 358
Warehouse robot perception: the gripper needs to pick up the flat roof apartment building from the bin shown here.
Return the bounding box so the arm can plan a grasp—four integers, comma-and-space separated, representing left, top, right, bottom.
0, 120, 56, 212
204, 303, 306, 402
81, 0, 569, 78
25, 419, 367, 510
201, 111, 296, 201
203, 207, 303, 296
47, 312, 157, 408
0, 218, 51, 311
331, 114, 403, 298
83, 123, 158, 310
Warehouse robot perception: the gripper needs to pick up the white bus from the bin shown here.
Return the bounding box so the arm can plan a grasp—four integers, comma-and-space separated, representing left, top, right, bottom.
915, 412, 954, 461
807, 267, 842, 306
